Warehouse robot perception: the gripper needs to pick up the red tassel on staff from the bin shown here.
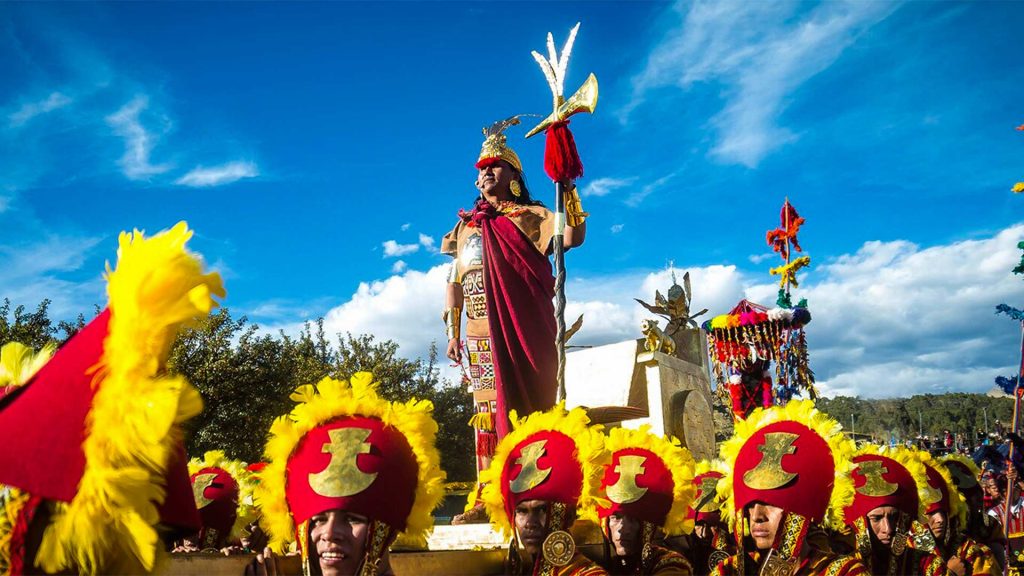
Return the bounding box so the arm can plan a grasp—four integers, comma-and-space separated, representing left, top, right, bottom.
476, 430, 497, 458
544, 120, 584, 182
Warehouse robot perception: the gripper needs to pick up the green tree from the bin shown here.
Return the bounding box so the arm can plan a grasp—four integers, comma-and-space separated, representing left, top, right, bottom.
0, 298, 86, 348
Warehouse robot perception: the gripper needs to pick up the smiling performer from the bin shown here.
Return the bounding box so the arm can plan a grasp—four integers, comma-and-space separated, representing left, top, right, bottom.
442, 118, 587, 522
479, 404, 607, 576
713, 400, 866, 576
596, 426, 695, 575
252, 372, 445, 576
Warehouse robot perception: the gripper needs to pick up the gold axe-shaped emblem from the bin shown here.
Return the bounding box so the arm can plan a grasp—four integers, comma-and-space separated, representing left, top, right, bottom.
192, 472, 219, 509
855, 460, 898, 497
510, 439, 552, 493
309, 427, 378, 498
605, 455, 649, 504
525, 23, 599, 139
743, 432, 799, 490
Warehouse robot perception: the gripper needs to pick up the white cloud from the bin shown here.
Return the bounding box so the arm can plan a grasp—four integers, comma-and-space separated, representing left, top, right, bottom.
581, 177, 637, 198
629, 0, 898, 167
625, 172, 675, 207
400, 223, 411, 232
610, 224, 624, 234
418, 233, 436, 252
7, 92, 73, 128
0, 234, 106, 319
748, 252, 776, 264
175, 161, 259, 187
391, 260, 408, 274
382, 240, 419, 258
105, 96, 172, 179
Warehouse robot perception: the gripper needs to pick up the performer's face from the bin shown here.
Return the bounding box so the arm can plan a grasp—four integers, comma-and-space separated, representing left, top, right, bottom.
866, 505, 900, 547
476, 160, 515, 201
927, 510, 948, 541
607, 513, 641, 556
746, 502, 784, 551
309, 509, 369, 576
514, 499, 550, 557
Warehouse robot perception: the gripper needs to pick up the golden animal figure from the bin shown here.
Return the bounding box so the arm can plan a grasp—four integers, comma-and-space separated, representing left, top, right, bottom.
641, 319, 676, 355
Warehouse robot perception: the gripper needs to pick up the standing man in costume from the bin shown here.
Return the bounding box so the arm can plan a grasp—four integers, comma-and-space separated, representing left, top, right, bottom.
441, 119, 587, 522
841, 445, 944, 576
712, 400, 867, 576
596, 426, 695, 575
914, 452, 999, 576
249, 372, 445, 576
479, 405, 607, 576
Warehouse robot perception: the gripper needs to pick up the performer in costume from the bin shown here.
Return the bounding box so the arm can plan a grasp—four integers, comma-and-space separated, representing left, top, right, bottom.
941, 454, 1006, 569
0, 222, 222, 575
187, 450, 258, 551
712, 400, 866, 576
251, 372, 445, 576
841, 445, 943, 576
672, 461, 734, 575
913, 451, 999, 576
442, 118, 587, 521
479, 405, 607, 576
596, 426, 695, 575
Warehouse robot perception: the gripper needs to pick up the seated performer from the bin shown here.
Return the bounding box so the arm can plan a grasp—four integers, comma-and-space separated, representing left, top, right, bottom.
250, 372, 445, 576
941, 454, 1006, 569
479, 405, 607, 575
596, 426, 695, 575
915, 452, 999, 576
842, 445, 944, 575
0, 222, 220, 575
712, 400, 867, 576
441, 117, 587, 523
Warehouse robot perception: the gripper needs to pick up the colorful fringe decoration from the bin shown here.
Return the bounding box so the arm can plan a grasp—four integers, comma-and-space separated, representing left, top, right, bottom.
468, 411, 494, 432
543, 120, 584, 182
476, 431, 497, 459
765, 200, 805, 260
770, 255, 811, 289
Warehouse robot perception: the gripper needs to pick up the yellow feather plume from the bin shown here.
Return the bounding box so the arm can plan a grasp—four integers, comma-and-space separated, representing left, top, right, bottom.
715, 399, 856, 531
601, 425, 696, 536
36, 222, 222, 575
255, 373, 446, 554
0, 342, 55, 389
478, 404, 606, 538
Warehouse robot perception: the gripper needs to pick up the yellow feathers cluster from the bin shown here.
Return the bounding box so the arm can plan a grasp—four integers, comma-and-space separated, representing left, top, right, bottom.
187, 450, 259, 539
38, 222, 223, 575
716, 399, 857, 531
0, 342, 55, 390
479, 404, 606, 537
602, 425, 696, 536
255, 372, 446, 553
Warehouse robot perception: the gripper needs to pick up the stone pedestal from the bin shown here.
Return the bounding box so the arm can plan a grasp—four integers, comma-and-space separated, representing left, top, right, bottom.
564, 338, 716, 461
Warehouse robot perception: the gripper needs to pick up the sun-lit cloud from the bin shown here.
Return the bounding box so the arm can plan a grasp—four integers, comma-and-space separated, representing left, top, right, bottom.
610, 224, 624, 234
582, 177, 637, 198
391, 260, 408, 274
382, 240, 419, 258
418, 233, 436, 252
628, 0, 899, 167
175, 161, 259, 187
7, 92, 73, 128
105, 95, 172, 180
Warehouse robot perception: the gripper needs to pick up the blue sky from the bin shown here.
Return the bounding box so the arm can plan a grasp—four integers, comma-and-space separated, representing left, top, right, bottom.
2, 1, 1023, 398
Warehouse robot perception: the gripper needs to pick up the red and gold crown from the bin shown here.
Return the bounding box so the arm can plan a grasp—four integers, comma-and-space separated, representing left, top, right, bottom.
0, 222, 222, 575
188, 451, 258, 548
596, 426, 695, 536
911, 450, 967, 528
843, 445, 924, 525
689, 460, 727, 523
939, 453, 982, 501
255, 373, 445, 557
476, 117, 524, 174
479, 404, 605, 537
718, 400, 855, 530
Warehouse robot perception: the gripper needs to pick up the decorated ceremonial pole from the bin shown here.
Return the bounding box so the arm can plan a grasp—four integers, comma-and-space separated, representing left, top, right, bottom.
525, 23, 598, 402
996, 241, 1024, 574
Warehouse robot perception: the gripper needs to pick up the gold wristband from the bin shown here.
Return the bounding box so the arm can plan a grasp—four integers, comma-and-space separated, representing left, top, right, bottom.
443, 306, 461, 341
563, 186, 588, 227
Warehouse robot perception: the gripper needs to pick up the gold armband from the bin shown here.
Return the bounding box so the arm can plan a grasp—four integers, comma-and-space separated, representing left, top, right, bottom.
563, 185, 588, 227
443, 306, 461, 341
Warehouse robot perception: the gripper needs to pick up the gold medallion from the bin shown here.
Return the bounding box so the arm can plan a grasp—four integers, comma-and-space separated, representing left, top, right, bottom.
708, 550, 730, 572
891, 531, 908, 556
542, 530, 575, 567
760, 551, 799, 576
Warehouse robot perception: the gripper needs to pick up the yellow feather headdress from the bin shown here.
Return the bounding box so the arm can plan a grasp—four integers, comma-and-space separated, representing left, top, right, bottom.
254, 373, 446, 553
850, 444, 930, 520
715, 399, 856, 531
187, 450, 258, 539
909, 449, 968, 528
600, 425, 696, 536
479, 403, 606, 537
35, 222, 223, 574
0, 342, 55, 390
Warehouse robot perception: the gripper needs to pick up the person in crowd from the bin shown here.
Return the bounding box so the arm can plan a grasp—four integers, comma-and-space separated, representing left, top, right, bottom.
246, 372, 446, 576
596, 426, 695, 575
479, 404, 607, 575
711, 400, 867, 576
665, 460, 734, 574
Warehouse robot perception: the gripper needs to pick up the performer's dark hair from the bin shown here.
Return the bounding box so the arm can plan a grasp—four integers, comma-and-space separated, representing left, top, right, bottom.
473, 170, 545, 209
